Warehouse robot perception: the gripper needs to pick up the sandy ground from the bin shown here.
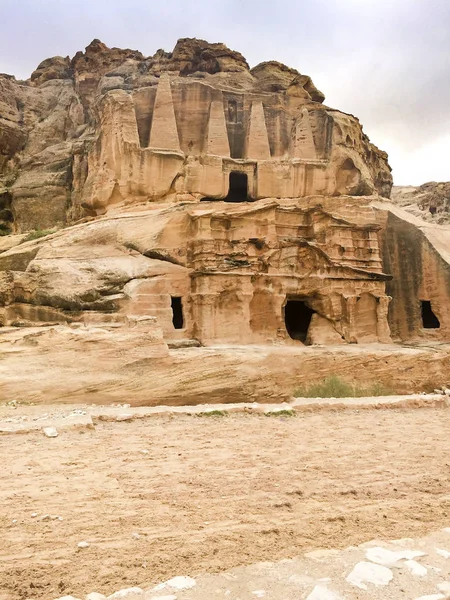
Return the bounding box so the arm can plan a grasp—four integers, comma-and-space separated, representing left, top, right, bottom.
1, 408, 450, 599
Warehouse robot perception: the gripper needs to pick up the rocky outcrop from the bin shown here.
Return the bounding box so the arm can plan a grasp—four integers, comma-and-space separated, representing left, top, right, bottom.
0, 38, 393, 234
250, 61, 325, 101
30, 56, 72, 86
391, 182, 450, 224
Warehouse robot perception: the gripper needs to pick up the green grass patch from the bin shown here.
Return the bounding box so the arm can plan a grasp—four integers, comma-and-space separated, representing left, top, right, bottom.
264, 409, 296, 417
22, 229, 54, 242
294, 375, 392, 398
195, 410, 228, 417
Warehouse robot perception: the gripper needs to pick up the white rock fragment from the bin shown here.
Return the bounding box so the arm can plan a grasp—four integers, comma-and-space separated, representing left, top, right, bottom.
107, 589, 144, 599
366, 546, 426, 566
404, 559, 428, 576
86, 594, 107, 600
251, 592, 266, 598
40, 514, 51, 521
140, 450, 150, 455
132, 532, 141, 539
31, 512, 38, 518
438, 582, 450, 594
77, 541, 90, 549
306, 585, 344, 600
147, 596, 177, 600
346, 561, 393, 590
43, 426, 58, 437
436, 548, 450, 558
153, 577, 196, 592
55, 596, 82, 600
413, 595, 445, 600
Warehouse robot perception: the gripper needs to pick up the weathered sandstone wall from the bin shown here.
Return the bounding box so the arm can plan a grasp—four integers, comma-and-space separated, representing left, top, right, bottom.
374, 202, 450, 342
0, 195, 393, 345
0, 38, 392, 233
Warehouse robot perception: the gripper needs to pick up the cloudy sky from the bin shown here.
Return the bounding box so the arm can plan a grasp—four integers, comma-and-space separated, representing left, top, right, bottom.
1, 0, 449, 185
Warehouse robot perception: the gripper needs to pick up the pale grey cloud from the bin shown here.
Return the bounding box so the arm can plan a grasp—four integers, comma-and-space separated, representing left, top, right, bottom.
1, 0, 449, 184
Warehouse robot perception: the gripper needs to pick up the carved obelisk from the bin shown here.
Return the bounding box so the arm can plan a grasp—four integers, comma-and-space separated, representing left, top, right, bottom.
246, 101, 271, 160
292, 108, 316, 159
205, 100, 230, 157
149, 73, 181, 151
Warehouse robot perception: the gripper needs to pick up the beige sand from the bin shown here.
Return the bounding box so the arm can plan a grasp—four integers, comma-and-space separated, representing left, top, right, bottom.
1, 408, 450, 599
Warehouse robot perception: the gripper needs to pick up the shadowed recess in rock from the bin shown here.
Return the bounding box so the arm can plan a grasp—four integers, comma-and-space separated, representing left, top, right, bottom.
421, 300, 440, 329
224, 172, 251, 202
284, 299, 316, 343
171, 296, 184, 329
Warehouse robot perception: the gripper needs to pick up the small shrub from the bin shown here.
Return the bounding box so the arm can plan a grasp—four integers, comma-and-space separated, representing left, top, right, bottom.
294, 375, 392, 398
195, 410, 228, 417
0, 224, 11, 236
264, 410, 296, 417
22, 229, 54, 242
368, 381, 393, 396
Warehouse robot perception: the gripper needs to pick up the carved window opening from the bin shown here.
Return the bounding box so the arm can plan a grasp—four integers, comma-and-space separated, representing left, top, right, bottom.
225, 171, 249, 203
284, 299, 315, 344
228, 100, 237, 123
171, 296, 184, 329
420, 300, 440, 329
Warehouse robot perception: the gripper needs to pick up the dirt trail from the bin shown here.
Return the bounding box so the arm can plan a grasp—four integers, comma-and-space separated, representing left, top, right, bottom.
1, 409, 450, 599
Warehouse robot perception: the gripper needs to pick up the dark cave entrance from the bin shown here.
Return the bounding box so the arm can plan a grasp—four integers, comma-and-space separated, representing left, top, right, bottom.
171, 296, 184, 329
224, 171, 250, 202
0, 191, 14, 235
284, 299, 316, 343
420, 300, 440, 329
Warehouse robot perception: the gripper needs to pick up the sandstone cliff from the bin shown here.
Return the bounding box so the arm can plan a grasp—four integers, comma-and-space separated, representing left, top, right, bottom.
0, 38, 392, 234
2, 38, 449, 351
